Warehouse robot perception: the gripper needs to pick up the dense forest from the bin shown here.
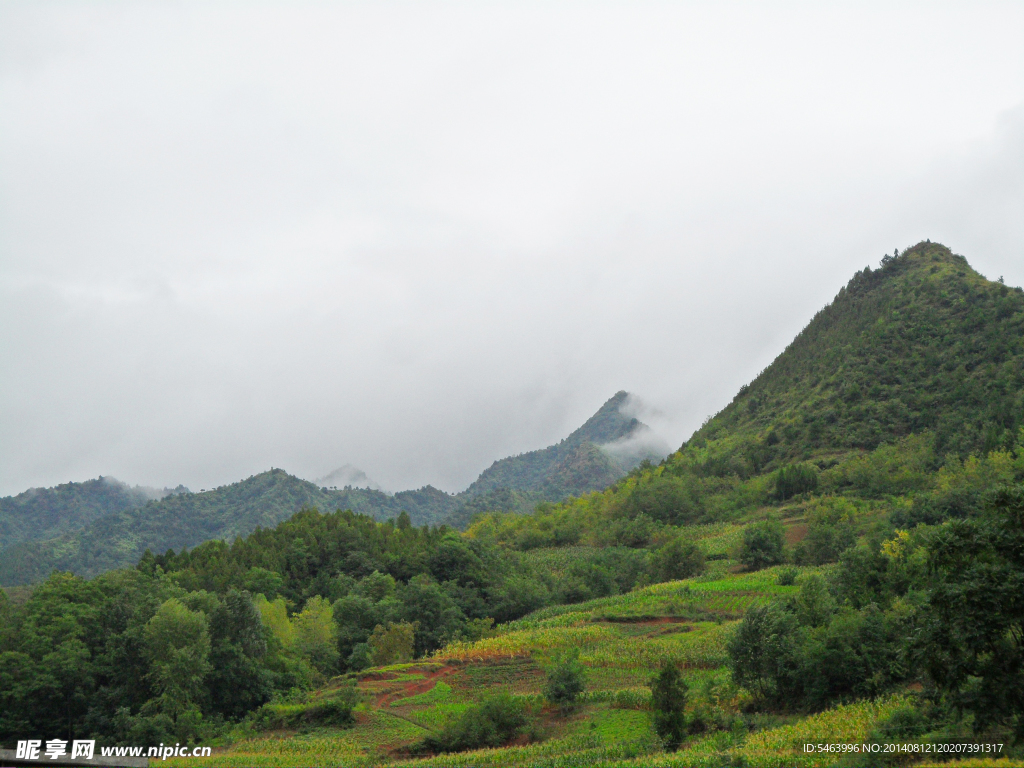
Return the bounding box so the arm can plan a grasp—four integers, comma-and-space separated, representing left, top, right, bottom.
2, 243, 1022, 762
0, 477, 179, 553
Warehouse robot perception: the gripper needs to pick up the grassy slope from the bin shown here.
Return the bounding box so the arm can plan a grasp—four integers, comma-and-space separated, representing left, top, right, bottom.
165, 561, 1020, 767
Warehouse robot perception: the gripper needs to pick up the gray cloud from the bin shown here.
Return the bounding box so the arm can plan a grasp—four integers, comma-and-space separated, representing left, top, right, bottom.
1, 1, 1022, 496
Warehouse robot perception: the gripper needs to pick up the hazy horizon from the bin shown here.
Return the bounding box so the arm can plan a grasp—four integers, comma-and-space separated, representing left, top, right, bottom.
2, 2, 1023, 497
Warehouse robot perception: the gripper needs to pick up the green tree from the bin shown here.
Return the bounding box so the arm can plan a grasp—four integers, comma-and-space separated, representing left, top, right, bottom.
922, 485, 1024, 737
143, 598, 211, 716
651, 538, 705, 582
293, 596, 339, 675
368, 621, 415, 666
774, 464, 819, 501
795, 574, 836, 628
651, 661, 688, 750
740, 518, 786, 570
727, 602, 802, 703
544, 650, 586, 714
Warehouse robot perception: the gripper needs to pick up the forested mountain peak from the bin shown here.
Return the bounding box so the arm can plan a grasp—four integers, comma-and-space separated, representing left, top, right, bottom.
563, 390, 642, 447
0, 476, 180, 552
682, 241, 1024, 469
461, 391, 659, 499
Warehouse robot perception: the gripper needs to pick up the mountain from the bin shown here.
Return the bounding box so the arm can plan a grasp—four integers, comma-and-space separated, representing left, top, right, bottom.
315, 464, 384, 492
0, 471, 462, 586
0, 392, 660, 585
686, 241, 1024, 465
463, 391, 659, 497
474, 242, 1024, 547
0, 476, 181, 553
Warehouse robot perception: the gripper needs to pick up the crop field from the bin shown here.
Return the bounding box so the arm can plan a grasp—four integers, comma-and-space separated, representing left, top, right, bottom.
164, 565, 1023, 768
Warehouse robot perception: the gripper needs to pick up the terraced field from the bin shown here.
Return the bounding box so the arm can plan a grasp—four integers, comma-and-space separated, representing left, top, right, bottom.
159, 564, 1019, 768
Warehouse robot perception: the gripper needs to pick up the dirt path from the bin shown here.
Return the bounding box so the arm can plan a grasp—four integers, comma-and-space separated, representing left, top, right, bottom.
373, 664, 458, 709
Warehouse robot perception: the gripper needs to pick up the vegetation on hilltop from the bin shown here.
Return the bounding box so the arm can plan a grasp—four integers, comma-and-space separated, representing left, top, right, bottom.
0, 392, 659, 585
465, 243, 1024, 552
0, 476, 181, 553
3, 242, 1023, 766
0, 472, 471, 587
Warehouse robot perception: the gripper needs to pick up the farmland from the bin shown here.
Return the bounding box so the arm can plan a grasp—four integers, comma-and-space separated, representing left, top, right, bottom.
163, 561, 1022, 768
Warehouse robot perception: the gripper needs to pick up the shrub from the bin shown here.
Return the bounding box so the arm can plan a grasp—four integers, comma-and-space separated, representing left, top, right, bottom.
544, 650, 586, 714
420, 692, 529, 753
255, 686, 358, 730
650, 661, 688, 751
740, 519, 786, 570
368, 621, 415, 666
651, 538, 706, 582
776, 567, 798, 586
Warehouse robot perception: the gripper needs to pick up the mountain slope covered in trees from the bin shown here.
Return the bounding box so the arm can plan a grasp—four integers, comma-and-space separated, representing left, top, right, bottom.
0, 393, 658, 585
0, 477, 179, 553
2, 242, 1023, 764
471, 242, 1024, 551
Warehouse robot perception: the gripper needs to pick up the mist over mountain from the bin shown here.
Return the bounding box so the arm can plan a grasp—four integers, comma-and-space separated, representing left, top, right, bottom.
0, 392, 660, 585
0, 476, 184, 553
314, 464, 384, 492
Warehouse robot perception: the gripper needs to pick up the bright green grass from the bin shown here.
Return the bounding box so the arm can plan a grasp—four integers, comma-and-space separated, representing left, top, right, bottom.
390, 681, 458, 708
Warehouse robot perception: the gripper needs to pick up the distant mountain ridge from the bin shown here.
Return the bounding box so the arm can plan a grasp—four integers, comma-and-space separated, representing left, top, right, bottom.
0, 391, 661, 585
0, 477, 182, 552
464, 390, 653, 496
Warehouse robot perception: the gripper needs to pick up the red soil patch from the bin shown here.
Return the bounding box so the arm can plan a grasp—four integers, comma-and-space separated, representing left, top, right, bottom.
374, 665, 458, 708
785, 523, 809, 546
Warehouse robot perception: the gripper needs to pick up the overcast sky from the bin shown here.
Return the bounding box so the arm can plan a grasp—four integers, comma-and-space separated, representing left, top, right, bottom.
1, 1, 1022, 496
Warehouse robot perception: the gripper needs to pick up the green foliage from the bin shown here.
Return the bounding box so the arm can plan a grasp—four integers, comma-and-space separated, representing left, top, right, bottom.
921, 485, 1024, 737
774, 464, 818, 501
650, 661, 688, 751
775, 567, 798, 586
292, 596, 339, 676
740, 519, 786, 570
419, 692, 530, 753
255, 687, 358, 730
544, 650, 586, 714
143, 598, 212, 715
0, 476, 174, 553
0, 471, 463, 587
368, 621, 415, 666
727, 602, 802, 703
651, 538, 705, 581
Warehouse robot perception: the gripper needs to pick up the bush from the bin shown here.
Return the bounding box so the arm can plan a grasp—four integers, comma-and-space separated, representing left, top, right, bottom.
420, 693, 529, 753
793, 521, 856, 565
544, 651, 586, 714
368, 621, 415, 666
650, 661, 688, 751
651, 538, 706, 582
776, 567, 798, 586
740, 519, 786, 570
255, 687, 358, 730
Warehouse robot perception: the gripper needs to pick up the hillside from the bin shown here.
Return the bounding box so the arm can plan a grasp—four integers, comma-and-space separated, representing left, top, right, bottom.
693, 242, 1023, 464
2, 242, 1022, 767
0, 471, 459, 586
464, 391, 654, 497
0, 392, 656, 585
0, 476, 179, 552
